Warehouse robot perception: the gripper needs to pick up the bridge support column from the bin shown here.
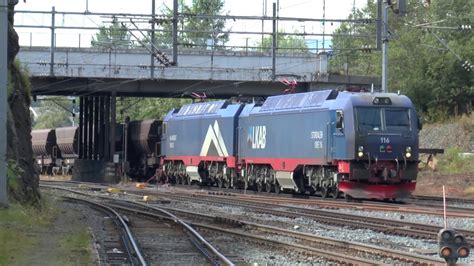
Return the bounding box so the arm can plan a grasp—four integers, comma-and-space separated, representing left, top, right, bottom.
110, 92, 116, 162
93, 96, 99, 160
83, 96, 89, 159
104, 95, 110, 161
73, 93, 120, 183
87, 96, 93, 160
99, 96, 105, 160
78, 96, 84, 159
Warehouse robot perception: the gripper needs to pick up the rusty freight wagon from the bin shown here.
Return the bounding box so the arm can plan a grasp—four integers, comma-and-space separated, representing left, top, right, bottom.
31, 128, 60, 175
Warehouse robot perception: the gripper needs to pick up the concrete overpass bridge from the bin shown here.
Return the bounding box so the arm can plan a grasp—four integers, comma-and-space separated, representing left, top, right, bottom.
18, 47, 379, 97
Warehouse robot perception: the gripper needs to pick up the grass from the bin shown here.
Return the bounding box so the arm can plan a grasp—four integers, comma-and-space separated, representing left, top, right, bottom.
59, 227, 93, 265
437, 147, 474, 175
60, 227, 92, 254
0, 198, 54, 265
0, 195, 93, 265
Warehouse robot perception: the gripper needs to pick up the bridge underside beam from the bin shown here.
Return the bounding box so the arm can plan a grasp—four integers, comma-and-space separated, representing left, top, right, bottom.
30, 76, 380, 97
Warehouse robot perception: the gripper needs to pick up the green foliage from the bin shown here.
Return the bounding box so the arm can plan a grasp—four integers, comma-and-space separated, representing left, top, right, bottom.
152, 0, 228, 49
256, 31, 309, 54
330, 0, 474, 120
117, 97, 191, 121
182, 0, 228, 48
15, 60, 32, 105
7, 60, 32, 105
91, 17, 132, 49
33, 97, 75, 129
438, 147, 474, 174
6, 160, 23, 193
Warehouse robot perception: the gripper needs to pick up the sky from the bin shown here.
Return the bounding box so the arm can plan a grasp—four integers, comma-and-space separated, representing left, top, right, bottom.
14, 0, 369, 49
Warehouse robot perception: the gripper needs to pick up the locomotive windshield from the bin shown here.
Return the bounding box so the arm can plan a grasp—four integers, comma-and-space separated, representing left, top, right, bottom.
356, 107, 410, 131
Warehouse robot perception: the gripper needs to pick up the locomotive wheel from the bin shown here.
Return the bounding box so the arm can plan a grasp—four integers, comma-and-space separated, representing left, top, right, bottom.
224, 178, 231, 189
217, 178, 224, 188
265, 182, 272, 193
345, 194, 353, 202
331, 187, 339, 199
274, 182, 281, 194
321, 186, 329, 199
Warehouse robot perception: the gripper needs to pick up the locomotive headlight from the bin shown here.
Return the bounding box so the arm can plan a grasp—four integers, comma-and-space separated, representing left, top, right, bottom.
358, 146, 364, 152
406, 146, 412, 153
358, 152, 364, 157
37, 159, 41, 164
357, 146, 364, 157
405, 146, 412, 158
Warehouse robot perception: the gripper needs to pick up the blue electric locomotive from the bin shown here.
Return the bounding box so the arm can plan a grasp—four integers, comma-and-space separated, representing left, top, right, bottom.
161, 89, 421, 199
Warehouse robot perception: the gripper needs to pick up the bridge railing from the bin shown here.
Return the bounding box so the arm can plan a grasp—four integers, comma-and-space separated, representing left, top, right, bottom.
14, 7, 372, 79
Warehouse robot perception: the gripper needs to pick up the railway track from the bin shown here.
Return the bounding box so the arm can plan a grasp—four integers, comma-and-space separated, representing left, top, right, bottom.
43, 180, 474, 218
45, 184, 443, 265
41, 181, 474, 241
44, 186, 233, 265
207, 190, 474, 218
63, 196, 147, 266
150, 191, 474, 242
118, 201, 443, 265
411, 195, 474, 205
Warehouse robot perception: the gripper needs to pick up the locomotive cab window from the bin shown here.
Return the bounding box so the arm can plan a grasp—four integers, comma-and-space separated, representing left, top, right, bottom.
356, 107, 411, 132
385, 109, 410, 131
162, 123, 167, 135
356, 107, 382, 131
336, 110, 344, 131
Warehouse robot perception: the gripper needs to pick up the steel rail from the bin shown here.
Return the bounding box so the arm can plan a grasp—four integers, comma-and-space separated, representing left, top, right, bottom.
62, 196, 147, 266
106, 201, 443, 265
155, 192, 474, 241
41, 184, 234, 266
42, 183, 444, 264
117, 200, 235, 266
101, 202, 379, 265
40, 182, 474, 239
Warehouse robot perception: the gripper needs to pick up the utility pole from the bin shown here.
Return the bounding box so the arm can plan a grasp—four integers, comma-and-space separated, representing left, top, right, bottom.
271, 2, 276, 80
381, 0, 388, 92
50, 6, 55, 77
150, 0, 155, 79
172, 0, 178, 65
0, 0, 8, 206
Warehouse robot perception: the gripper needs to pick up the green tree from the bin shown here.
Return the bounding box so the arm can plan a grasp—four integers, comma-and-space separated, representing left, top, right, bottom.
330, 0, 473, 120
152, 0, 228, 50
116, 98, 192, 121
91, 17, 132, 49
33, 98, 75, 129
256, 30, 309, 54
329, 2, 378, 76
